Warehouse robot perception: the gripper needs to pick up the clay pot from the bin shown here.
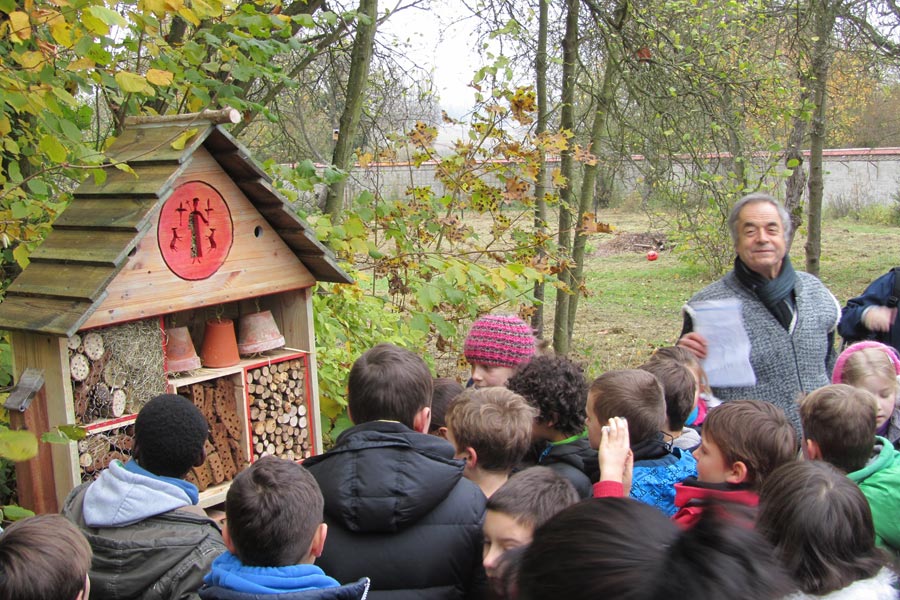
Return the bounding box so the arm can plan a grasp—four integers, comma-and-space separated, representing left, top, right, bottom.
165, 326, 202, 372
237, 310, 285, 355
200, 319, 240, 368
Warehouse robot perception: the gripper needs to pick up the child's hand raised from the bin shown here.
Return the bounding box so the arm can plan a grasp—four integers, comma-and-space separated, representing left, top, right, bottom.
598, 417, 633, 493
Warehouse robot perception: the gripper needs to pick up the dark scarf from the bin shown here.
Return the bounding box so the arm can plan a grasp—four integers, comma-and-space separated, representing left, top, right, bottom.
734, 255, 797, 330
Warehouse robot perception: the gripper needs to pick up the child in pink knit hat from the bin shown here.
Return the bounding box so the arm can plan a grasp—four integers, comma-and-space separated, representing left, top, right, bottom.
464, 314, 536, 388
833, 340, 900, 447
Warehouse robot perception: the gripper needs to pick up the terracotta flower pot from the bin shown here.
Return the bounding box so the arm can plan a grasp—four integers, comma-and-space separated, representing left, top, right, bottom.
237, 310, 285, 355
165, 326, 202, 372
200, 319, 241, 368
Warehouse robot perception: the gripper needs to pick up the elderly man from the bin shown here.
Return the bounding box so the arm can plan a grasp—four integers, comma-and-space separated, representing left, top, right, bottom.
678, 193, 840, 429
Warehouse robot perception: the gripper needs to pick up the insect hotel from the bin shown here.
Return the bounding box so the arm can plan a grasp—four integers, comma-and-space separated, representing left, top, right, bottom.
0, 110, 351, 513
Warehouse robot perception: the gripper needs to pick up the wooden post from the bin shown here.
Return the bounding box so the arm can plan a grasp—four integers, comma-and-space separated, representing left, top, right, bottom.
8, 386, 59, 513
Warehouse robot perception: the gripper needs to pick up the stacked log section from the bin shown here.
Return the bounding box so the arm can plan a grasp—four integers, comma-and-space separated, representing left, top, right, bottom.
77, 424, 135, 481
180, 377, 249, 492
247, 358, 310, 461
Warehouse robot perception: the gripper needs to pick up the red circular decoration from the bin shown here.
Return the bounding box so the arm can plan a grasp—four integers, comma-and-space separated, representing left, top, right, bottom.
158, 181, 234, 280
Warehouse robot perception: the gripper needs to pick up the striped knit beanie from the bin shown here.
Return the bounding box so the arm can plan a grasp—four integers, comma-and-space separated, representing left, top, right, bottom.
464, 314, 536, 368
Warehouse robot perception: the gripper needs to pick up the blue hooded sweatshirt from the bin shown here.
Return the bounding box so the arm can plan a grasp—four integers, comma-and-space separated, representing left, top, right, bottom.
199, 552, 370, 599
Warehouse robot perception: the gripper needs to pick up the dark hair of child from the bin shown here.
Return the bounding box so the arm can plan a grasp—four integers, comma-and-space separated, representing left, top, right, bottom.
638, 360, 696, 431
431, 377, 463, 432
486, 466, 579, 530
225, 456, 324, 567
588, 370, 664, 445
757, 460, 891, 595
0, 513, 92, 600
703, 400, 797, 490
515, 498, 791, 600
347, 343, 433, 429
799, 384, 877, 473
445, 387, 537, 472
506, 355, 588, 437
134, 393, 209, 478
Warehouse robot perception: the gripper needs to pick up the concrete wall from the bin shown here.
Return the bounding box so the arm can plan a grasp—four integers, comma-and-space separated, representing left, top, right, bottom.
337, 148, 900, 209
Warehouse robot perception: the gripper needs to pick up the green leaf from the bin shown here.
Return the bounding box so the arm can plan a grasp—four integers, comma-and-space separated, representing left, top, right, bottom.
12, 244, 29, 269
26, 178, 48, 196
1, 505, 34, 521
39, 134, 67, 163
0, 429, 38, 461
41, 431, 70, 444
115, 71, 149, 94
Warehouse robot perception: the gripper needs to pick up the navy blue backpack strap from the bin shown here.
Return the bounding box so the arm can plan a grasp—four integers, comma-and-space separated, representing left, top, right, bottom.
888, 267, 900, 308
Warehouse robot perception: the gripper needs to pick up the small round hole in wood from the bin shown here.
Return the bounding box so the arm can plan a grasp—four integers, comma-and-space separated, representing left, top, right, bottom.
254, 226, 263, 238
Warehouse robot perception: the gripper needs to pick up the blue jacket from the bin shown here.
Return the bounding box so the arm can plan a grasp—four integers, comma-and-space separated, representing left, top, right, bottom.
199, 552, 370, 600
630, 447, 698, 517
838, 269, 900, 353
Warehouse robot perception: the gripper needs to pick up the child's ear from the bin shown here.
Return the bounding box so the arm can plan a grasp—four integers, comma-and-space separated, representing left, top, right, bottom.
309, 523, 328, 559
725, 460, 748, 485
466, 447, 478, 469
412, 406, 432, 434
222, 523, 237, 554
194, 445, 207, 468
804, 439, 822, 461
435, 426, 448, 439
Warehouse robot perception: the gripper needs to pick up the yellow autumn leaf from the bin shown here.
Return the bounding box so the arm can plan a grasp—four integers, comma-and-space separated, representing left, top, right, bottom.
146, 68, 174, 86
16, 50, 44, 70
49, 19, 72, 47
191, 0, 222, 18
8, 11, 31, 42
176, 6, 199, 26
115, 71, 152, 94
139, 0, 166, 15
165, 0, 184, 11
552, 169, 567, 187
0, 116, 10, 136
66, 57, 96, 71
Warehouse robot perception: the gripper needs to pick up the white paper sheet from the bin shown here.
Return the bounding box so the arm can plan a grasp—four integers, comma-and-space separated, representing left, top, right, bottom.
688, 298, 756, 387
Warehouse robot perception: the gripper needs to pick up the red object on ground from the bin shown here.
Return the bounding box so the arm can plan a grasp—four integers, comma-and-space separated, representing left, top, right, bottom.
647, 250, 659, 261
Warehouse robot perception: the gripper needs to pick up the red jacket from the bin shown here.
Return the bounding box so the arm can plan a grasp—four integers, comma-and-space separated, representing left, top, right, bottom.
671, 480, 758, 528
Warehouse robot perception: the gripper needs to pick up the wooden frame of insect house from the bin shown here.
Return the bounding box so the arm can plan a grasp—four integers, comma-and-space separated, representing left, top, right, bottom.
0, 110, 351, 512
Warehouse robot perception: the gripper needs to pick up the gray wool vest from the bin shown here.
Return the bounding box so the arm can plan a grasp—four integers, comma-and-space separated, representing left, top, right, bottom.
685, 270, 839, 430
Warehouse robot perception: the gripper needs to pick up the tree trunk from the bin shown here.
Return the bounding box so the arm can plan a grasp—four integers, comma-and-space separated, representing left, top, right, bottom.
567, 43, 620, 346
783, 107, 809, 250
552, 0, 580, 355
805, 0, 837, 276
531, 0, 549, 339
324, 0, 378, 220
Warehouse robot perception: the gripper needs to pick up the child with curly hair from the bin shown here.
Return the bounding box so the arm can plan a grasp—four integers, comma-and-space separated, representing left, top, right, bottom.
506, 355, 597, 498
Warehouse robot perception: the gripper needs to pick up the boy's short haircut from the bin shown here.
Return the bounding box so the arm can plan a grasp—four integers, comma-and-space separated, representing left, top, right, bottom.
431, 377, 463, 432
702, 400, 797, 490
348, 343, 433, 429
799, 384, 877, 474
135, 393, 209, 478
227, 456, 324, 567
445, 387, 537, 472
506, 355, 588, 437
639, 360, 697, 431
589, 370, 665, 445
0, 513, 92, 600
486, 466, 579, 530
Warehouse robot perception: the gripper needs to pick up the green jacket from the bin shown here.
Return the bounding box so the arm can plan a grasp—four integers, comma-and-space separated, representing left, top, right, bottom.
848, 436, 900, 554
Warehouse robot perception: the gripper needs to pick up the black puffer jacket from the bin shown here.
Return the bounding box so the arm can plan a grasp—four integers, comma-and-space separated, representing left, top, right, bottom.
537, 436, 599, 499
303, 421, 486, 600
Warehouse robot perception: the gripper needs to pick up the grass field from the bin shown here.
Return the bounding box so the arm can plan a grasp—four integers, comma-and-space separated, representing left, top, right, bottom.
535, 210, 900, 377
